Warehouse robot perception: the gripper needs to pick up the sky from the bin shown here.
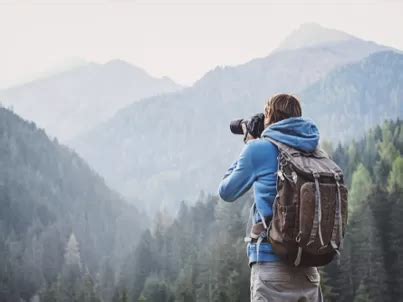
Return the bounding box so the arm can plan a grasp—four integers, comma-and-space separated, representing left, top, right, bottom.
0, 0, 402, 87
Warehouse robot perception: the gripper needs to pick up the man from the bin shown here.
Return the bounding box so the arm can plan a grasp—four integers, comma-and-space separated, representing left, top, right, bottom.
218, 94, 323, 302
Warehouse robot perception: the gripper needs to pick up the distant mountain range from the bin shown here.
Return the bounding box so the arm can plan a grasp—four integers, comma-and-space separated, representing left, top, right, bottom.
0, 60, 182, 141
0, 106, 145, 300
71, 24, 397, 214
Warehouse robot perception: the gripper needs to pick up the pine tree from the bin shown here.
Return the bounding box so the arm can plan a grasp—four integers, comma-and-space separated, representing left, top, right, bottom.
141, 275, 174, 302
121, 288, 129, 302
386, 191, 403, 301
79, 271, 101, 302
57, 233, 83, 302
349, 203, 386, 301
64, 233, 82, 269
175, 263, 194, 302
112, 286, 129, 302
137, 294, 146, 302
349, 164, 373, 213
99, 259, 116, 302
375, 124, 400, 187
319, 267, 338, 302
128, 230, 155, 301
353, 281, 370, 302
40, 283, 58, 302
387, 156, 403, 193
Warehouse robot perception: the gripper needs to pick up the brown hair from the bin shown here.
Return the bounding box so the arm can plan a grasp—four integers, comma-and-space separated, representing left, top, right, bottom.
264, 94, 302, 127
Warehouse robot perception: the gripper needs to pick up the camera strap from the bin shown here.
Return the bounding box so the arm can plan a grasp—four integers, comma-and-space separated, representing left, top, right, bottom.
242, 123, 249, 144
244, 202, 270, 263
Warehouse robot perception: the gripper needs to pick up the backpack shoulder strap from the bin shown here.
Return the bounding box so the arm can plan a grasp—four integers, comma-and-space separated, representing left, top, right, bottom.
263, 136, 329, 159
262, 137, 303, 157
263, 137, 283, 148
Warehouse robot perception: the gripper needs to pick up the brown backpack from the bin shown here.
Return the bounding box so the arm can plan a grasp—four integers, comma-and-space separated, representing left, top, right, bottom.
263, 138, 348, 267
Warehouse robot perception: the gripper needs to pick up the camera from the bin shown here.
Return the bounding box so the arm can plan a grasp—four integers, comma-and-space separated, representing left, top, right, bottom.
230, 113, 265, 140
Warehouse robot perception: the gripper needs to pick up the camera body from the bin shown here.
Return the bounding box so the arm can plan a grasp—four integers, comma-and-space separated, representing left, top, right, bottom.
230, 113, 265, 140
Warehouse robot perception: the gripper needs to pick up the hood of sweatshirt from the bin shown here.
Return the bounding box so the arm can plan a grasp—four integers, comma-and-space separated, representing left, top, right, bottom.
261, 117, 320, 153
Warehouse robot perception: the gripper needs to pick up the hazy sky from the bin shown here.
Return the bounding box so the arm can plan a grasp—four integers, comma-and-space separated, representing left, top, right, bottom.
0, 0, 402, 87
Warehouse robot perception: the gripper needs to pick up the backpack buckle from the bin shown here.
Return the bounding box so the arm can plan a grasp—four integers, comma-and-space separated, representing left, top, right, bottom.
295, 231, 302, 243
291, 171, 298, 184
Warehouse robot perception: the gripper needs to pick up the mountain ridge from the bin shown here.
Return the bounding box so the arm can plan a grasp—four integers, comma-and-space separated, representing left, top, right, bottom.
0, 60, 183, 141
277, 23, 362, 51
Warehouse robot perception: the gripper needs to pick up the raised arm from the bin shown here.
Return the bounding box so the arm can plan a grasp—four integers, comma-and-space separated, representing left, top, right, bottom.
218, 143, 256, 202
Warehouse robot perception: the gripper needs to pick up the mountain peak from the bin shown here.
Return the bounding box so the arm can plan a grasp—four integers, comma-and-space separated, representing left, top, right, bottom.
104, 59, 132, 67
277, 23, 355, 51
102, 59, 146, 73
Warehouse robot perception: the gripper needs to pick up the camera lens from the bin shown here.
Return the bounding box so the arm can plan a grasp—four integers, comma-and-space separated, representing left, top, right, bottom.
230, 119, 245, 135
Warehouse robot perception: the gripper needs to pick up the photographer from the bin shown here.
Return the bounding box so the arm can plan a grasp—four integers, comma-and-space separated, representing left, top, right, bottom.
218, 94, 323, 302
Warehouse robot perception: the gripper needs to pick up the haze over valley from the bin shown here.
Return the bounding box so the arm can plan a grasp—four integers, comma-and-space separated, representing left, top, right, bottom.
70, 24, 399, 214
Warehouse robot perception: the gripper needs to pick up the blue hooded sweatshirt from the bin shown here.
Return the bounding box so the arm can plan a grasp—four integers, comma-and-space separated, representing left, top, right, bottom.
218, 117, 320, 265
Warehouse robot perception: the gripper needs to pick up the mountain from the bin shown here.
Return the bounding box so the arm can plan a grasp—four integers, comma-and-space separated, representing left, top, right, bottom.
0, 57, 88, 90
302, 51, 403, 142
0, 107, 145, 301
71, 25, 391, 214
277, 23, 355, 50
0, 60, 182, 141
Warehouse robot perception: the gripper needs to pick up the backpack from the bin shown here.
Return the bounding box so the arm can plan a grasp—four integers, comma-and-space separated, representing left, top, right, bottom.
263, 138, 348, 267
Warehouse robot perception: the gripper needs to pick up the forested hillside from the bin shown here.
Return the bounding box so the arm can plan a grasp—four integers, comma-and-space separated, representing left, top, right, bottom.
302, 51, 403, 142
325, 119, 403, 302
114, 120, 402, 302
71, 24, 389, 215
0, 107, 146, 302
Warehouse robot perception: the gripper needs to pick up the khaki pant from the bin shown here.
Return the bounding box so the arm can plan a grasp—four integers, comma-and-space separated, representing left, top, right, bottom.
250, 262, 324, 302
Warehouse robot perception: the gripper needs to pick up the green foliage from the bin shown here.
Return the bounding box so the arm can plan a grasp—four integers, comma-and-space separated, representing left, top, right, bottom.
387, 156, 403, 193
319, 268, 338, 301
78, 273, 101, 302
323, 120, 402, 302
353, 282, 371, 302
349, 163, 373, 213
112, 287, 129, 302
379, 125, 400, 166
141, 275, 174, 302
117, 195, 251, 302
137, 295, 145, 302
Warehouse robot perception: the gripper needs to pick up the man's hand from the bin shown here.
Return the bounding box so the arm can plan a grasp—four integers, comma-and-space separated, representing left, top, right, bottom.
245, 133, 257, 143
241, 123, 256, 143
